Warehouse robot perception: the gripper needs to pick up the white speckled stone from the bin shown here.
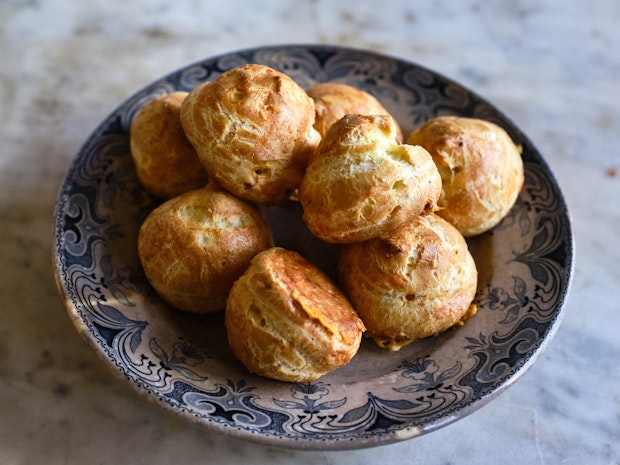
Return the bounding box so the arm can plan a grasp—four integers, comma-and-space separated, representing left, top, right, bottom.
1, 1, 618, 464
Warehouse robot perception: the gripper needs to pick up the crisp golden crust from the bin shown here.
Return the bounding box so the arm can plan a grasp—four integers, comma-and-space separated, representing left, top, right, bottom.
339, 213, 478, 351
298, 114, 442, 243
130, 92, 209, 199
180, 64, 321, 205
307, 82, 402, 140
225, 247, 365, 382
406, 116, 524, 236
137, 184, 273, 313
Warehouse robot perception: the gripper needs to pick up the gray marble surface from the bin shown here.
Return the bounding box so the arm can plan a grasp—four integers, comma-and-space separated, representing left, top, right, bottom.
1, 1, 618, 463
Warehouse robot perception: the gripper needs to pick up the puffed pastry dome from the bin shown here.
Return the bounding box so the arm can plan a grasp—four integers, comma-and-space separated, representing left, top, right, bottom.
406, 116, 524, 237
339, 213, 478, 351
130, 91, 209, 199
180, 64, 321, 205
298, 114, 442, 243
307, 82, 403, 140
225, 247, 365, 382
137, 184, 273, 313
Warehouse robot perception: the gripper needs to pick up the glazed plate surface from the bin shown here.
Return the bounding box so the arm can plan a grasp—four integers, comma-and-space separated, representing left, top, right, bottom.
53, 45, 573, 450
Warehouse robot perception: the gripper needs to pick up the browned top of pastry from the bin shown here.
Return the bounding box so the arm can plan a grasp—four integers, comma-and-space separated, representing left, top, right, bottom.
137, 184, 273, 313
298, 114, 441, 243
180, 64, 321, 205
225, 247, 365, 382
130, 91, 208, 199
339, 213, 478, 350
406, 116, 524, 236
307, 82, 402, 139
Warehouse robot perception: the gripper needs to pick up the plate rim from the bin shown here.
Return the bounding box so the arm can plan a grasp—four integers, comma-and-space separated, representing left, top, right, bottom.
52, 43, 575, 450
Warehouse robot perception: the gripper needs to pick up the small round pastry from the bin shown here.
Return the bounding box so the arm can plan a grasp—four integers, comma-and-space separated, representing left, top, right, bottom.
307, 82, 403, 140
298, 114, 442, 243
339, 213, 478, 351
225, 247, 365, 382
137, 184, 273, 313
130, 91, 209, 199
406, 116, 524, 237
180, 64, 321, 205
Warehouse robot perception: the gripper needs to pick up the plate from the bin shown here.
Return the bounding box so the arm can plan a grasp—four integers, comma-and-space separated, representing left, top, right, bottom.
53, 45, 574, 450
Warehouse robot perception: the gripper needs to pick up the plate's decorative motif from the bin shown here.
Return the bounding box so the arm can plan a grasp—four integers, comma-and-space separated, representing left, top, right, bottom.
53, 45, 573, 450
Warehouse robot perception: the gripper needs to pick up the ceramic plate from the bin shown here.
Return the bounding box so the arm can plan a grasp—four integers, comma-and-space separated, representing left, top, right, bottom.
53, 45, 574, 450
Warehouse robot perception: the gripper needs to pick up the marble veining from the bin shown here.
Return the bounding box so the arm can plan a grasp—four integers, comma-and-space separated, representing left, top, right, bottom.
0, 0, 618, 464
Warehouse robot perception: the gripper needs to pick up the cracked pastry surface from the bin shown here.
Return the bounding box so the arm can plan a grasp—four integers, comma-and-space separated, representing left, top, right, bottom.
130, 91, 209, 199
339, 213, 478, 351
406, 116, 524, 237
225, 247, 365, 382
307, 82, 402, 140
298, 114, 441, 243
180, 64, 320, 205
137, 184, 273, 313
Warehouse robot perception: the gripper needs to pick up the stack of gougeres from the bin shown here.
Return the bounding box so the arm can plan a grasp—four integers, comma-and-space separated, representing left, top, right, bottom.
130, 63, 524, 381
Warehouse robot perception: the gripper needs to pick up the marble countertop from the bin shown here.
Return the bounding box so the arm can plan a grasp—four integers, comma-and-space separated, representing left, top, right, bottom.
1, 1, 618, 463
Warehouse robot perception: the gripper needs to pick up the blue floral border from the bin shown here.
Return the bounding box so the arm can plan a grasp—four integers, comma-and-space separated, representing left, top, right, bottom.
53, 45, 573, 448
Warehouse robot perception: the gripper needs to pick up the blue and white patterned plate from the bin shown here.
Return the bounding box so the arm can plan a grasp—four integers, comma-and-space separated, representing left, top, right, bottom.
53, 45, 574, 450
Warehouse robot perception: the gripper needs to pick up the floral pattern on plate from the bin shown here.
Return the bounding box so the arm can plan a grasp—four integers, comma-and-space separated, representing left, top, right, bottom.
53, 45, 573, 450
